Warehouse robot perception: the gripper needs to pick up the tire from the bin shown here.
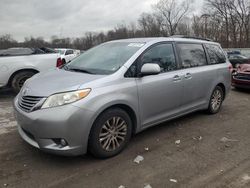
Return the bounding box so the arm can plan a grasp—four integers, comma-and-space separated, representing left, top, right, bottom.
207, 86, 224, 114
62, 59, 66, 65
88, 108, 132, 158
11, 71, 36, 93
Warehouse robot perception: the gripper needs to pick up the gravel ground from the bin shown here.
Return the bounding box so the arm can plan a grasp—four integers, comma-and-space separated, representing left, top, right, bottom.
0, 88, 250, 188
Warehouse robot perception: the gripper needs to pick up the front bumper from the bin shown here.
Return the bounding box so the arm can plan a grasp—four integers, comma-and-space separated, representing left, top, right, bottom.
232, 76, 250, 89
14, 97, 95, 156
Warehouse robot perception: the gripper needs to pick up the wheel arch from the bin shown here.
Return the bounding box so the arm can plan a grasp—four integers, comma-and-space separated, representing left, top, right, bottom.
91, 103, 139, 135
7, 68, 39, 86
216, 83, 226, 100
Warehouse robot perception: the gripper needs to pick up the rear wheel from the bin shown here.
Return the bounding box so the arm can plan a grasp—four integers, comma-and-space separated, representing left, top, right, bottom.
207, 86, 224, 114
11, 71, 36, 93
89, 108, 132, 158
62, 59, 66, 65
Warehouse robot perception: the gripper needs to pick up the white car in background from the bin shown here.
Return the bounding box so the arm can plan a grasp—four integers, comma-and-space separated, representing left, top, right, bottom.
0, 48, 61, 92
55, 48, 80, 64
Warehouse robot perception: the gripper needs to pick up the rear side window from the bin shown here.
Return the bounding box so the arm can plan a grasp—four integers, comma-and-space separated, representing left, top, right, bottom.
177, 43, 207, 68
205, 44, 226, 64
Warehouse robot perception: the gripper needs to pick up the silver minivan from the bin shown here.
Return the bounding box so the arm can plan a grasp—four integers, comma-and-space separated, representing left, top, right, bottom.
14, 37, 231, 158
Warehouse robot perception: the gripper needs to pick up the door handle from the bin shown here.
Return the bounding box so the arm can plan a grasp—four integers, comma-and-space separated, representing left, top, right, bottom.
184, 73, 192, 79
173, 75, 181, 82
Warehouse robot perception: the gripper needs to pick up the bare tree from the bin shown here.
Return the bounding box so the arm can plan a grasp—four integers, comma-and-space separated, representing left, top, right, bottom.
206, 0, 232, 47
1, 0, 250, 50
138, 13, 162, 37
0, 34, 18, 49
229, 0, 250, 47
205, 0, 250, 47
154, 0, 193, 36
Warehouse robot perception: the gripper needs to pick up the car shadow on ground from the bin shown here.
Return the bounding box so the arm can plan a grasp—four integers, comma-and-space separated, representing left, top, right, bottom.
0, 88, 16, 99
231, 87, 250, 94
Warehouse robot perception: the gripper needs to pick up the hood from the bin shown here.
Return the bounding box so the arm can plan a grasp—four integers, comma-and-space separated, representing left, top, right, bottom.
238, 64, 250, 73
23, 69, 106, 97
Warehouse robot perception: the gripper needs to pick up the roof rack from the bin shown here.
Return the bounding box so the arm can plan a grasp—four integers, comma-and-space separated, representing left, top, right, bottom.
170, 35, 213, 42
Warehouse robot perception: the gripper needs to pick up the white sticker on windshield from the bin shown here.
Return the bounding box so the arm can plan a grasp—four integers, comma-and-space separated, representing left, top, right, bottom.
128, 43, 145, 48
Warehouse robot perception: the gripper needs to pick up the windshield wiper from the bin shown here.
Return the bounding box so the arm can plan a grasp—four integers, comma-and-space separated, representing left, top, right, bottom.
67, 67, 94, 74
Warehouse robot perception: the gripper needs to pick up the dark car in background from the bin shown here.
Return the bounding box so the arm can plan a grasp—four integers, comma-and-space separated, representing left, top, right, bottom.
0, 47, 57, 56
228, 54, 250, 68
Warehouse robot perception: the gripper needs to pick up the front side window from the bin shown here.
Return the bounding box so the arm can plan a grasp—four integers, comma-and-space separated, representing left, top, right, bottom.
139, 43, 177, 73
177, 43, 207, 68
65, 50, 73, 55
205, 44, 226, 64
65, 42, 145, 75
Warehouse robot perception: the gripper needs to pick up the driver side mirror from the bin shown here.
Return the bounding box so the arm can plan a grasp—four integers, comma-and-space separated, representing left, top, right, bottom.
140, 63, 161, 76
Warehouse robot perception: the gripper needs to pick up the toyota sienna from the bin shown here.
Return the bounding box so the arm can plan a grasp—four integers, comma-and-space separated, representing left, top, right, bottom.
14, 37, 231, 158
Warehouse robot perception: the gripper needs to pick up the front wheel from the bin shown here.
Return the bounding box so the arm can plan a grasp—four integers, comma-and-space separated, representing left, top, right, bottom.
88, 108, 132, 158
207, 86, 224, 114
11, 71, 36, 93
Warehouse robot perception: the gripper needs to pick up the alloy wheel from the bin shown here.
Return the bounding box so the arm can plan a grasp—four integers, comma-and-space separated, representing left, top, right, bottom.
99, 117, 127, 152
211, 89, 222, 111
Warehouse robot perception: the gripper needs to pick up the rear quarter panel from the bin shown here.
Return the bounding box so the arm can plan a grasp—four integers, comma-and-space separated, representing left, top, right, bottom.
218, 62, 232, 97
206, 62, 231, 101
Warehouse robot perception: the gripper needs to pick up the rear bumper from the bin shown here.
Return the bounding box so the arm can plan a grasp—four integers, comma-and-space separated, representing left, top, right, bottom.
14, 96, 95, 156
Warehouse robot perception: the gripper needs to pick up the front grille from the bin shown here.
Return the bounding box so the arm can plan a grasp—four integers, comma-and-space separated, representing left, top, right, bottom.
18, 95, 43, 112
235, 73, 250, 81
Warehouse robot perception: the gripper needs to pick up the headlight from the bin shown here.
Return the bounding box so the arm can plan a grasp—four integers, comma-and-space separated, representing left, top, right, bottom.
232, 71, 238, 76
41, 89, 91, 109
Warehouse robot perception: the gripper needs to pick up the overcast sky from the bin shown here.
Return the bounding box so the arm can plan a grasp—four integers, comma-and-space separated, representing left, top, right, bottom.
0, 0, 204, 41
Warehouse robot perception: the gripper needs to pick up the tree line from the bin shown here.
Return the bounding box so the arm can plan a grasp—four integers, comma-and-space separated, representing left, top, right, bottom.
0, 0, 250, 50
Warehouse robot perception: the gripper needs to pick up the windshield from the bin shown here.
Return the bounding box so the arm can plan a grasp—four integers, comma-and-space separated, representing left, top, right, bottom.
55, 49, 66, 55
65, 42, 145, 75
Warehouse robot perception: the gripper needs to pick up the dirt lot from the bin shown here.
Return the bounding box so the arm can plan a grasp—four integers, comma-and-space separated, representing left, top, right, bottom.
0, 88, 250, 188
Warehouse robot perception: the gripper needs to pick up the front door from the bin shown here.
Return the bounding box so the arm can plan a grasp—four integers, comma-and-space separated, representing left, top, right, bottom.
136, 43, 183, 127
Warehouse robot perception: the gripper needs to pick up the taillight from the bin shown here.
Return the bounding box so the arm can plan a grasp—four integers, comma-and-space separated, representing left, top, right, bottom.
56, 58, 63, 67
